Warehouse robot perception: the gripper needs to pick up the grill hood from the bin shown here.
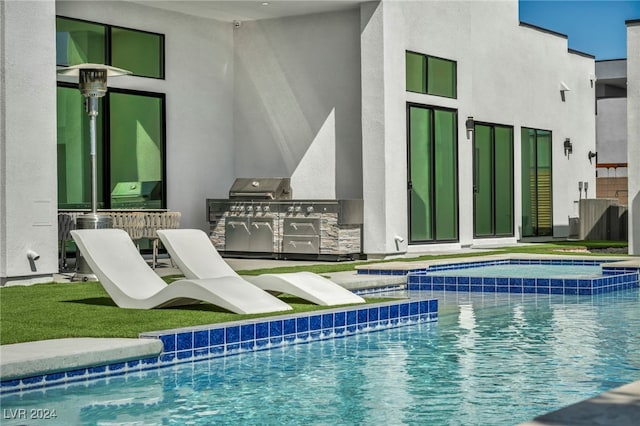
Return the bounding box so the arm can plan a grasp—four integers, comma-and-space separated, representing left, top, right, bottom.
229, 178, 291, 200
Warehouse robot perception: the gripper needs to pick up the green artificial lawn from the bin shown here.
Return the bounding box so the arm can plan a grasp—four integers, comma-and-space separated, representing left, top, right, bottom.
0, 240, 630, 345
0, 281, 394, 345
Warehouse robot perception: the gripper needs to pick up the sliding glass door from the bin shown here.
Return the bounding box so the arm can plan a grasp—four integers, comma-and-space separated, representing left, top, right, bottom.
474, 124, 513, 237
407, 104, 458, 243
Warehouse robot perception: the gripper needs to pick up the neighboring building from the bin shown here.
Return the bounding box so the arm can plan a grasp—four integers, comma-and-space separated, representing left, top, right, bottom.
595, 59, 628, 206
627, 20, 640, 255
1, 0, 597, 284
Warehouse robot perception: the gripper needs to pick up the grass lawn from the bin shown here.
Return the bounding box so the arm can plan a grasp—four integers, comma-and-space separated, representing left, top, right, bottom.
0, 281, 394, 345
0, 240, 629, 345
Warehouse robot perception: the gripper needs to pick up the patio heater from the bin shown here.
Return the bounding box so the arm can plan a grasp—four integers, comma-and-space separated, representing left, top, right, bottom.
57, 64, 131, 280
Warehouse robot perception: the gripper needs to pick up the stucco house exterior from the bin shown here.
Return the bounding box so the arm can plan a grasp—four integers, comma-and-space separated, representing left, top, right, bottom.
627, 19, 640, 255
1, 0, 601, 284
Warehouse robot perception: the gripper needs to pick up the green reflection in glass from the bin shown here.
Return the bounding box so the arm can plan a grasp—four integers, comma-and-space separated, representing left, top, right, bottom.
56, 17, 106, 66
406, 52, 426, 93
428, 56, 456, 98
434, 109, 457, 240
111, 27, 164, 78
409, 106, 432, 241
474, 125, 493, 236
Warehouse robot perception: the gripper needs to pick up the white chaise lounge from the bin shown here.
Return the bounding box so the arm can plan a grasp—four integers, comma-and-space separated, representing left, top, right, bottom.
156, 229, 366, 306
70, 229, 292, 314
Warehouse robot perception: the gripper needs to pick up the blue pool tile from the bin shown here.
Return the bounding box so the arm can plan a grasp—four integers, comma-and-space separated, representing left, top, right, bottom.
419, 300, 428, 313
535, 286, 550, 294
22, 375, 44, 385
523, 278, 535, 288
323, 313, 334, 329
578, 288, 592, 295
429, 300, 437, 312
409, 302, 419, 316
578, 280, 592, 289
357, 309, 368, 324
471, 277, 482, 286
433, 283, 444, 291
269, 337, 283, 346
309, 315, 322, 331
241, 324, 255, 342
550, 287, 564, 295
399, 303, 409, 318
45, 372, 66, 382
445, 284, 457, 291
160, 353, 176, 363
159, 335, 176, 352
564, 279, 578, 288
510, 286, 523, 294
1, 379, 20, 388
347, 310, 357, 325
177, 350, 193, 360
88, 365, 107, 375
269, 320, 283, 337
483, 277, 496, 286
256, 338, 269, 349
335, 311, 346, 327
509, 278, 523, 287
334, 327, 346, 336
445, 276, 456, 284
210, 329, 224, 346
194, 331, 208, 349
240, 341, 254, 351
497, 277, 509, 286
458, 276, 470, 285
369, 307, 380, 322
127, 360, 140, 369
378, 306, 389, 320
496, 286, 509, 293
108, 363, 125, 372
194, 348, 209, 358
227, 343, 240, 352
256, 322, 269, 340
141, 357, 159, 366
472, 285, 483, 292
177, 332, 193, 351
537, 278, 550, 288
565, 288, 578, 295
458, 285, 470, 292
551, 279, 563, 288
283, 319, 296, 335
523, 286, 536, 294
297, 317, 309, 333
309, 331, 322, 340
433, 276, 444, 284
226, 326, 240, 344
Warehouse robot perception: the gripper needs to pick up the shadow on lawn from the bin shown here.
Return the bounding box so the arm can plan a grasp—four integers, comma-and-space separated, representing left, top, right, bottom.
63, 296, 314, 313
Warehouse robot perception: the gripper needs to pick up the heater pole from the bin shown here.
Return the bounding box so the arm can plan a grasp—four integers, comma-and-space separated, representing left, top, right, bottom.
87, 96, 99, 215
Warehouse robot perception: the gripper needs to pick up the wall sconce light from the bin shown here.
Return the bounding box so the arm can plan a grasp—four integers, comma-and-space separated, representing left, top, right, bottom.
564, 138, 573, 157
560, 81, 571, 102
589, 74, 597, 88
578, 181, 583, 199
465, 116, 474, 140
588, 151, 597, 164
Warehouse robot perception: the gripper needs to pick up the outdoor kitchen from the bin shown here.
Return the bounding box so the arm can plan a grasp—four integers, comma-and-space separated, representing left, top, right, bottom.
207, 178, 364, 260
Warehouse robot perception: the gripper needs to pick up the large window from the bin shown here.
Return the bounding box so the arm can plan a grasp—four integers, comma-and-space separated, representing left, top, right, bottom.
57, 86, 166, 210
407, 104, 458, 243
474, 124, 514, 237
521, 128, 553, 237
56, 16, 164, 79
406, 51, 457, 98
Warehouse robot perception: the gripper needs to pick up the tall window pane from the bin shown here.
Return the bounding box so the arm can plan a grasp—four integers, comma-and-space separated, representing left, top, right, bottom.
494, 127, 513, 235
57, 86, 104, 209
428, 56, 456, 98
56, 17, 106, 66
109, 92, 165, 209
434, 109, 457, 240
409, 107, 432, 241
474, 125, 493, 236
111, 27, 164, 78
521, 128, 553, 237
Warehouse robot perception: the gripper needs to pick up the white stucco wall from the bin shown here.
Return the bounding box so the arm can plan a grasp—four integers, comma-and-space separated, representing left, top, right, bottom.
627, 22, 640, 255
360, 0, 595, 256
233, 9, 363, 199
1, 0, 58, 285
597, 97, 628, 164
56, 1, 235, 230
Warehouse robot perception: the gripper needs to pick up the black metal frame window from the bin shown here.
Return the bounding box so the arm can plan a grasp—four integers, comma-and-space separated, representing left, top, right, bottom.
56, 83, 167, 210
473, 123, 514, 237
405, 51, 457, 99
407, 103, 459, 243
56, 16, 165, 79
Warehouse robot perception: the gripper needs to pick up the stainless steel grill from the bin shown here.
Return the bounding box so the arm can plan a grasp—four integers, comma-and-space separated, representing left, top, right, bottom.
207, 178, 363, 260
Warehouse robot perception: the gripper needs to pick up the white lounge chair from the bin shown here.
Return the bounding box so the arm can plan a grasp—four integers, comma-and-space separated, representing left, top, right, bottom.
70, 229, 292, 314
156, 229, 366, 306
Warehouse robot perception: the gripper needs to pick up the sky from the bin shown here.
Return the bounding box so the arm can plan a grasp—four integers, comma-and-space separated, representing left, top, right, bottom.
519, 0, 640, 60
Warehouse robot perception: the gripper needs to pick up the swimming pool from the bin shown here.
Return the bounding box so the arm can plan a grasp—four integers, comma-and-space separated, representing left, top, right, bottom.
2, 289, 639, 425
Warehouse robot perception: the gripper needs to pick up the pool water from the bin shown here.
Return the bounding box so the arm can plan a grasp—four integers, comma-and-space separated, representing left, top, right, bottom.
427, 264, 603, 279
3, 290, 640, 425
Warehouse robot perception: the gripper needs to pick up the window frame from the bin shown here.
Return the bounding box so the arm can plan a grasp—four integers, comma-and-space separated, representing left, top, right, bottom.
405, 50, 457, 99
56, 15, 165, 80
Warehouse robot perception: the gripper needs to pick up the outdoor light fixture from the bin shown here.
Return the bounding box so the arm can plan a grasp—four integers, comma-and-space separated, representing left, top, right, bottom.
465, 116, 474, 140
560, 81, 571, 102
57, 63, 131, 280
564, 138, 573, 157
584, 181, 589, 199
588, 150, 597, 164
578, 181, 583, 200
